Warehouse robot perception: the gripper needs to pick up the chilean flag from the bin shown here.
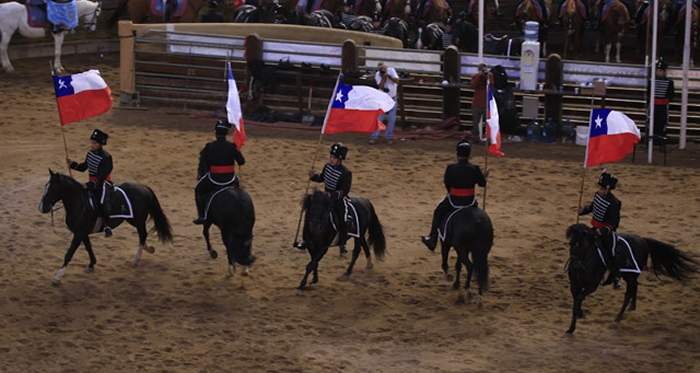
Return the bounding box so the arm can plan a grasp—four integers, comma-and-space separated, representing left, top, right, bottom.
322, 81, 394, 135
226, 61, 246, 148
486, 85, 505, 157
585, 108, 641, 167
53, 70, 112, 126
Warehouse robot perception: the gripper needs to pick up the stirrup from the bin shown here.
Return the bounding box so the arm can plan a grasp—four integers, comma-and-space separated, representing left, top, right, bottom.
421, 235, 436, 251
193, 217, 206, 225
104, 226, 113, 238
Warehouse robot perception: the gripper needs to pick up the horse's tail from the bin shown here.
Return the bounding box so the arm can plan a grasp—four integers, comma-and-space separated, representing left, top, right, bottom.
646, 237, 698, 283
107, 0, 129, 28
367, 206, 386, 261
472, 235, 491, 292
146, 186, 174, 244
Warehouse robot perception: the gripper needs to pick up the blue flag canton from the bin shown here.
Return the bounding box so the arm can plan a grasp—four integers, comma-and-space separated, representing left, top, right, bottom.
53, 75, 75, 98
331, 83, 352, 109
590, 108, 612, 138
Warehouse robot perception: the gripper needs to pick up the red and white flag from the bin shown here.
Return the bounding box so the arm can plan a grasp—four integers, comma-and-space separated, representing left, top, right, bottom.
585, 108, 640, 167
53, 70, 112, 126
226, 61, 246, 148
486, 85, 505, 157
322, 80, 395, 135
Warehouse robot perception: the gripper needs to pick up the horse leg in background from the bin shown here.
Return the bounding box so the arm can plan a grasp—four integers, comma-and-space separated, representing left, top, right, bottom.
452, 257, 461, 289
52, 31, 67, 73
440, 242, 454, 282
53, 234, 93, 285
614, 29, 623, 63
566, 285, 596, 334
202, 222, 218, 259
0, 25, 16, 72
131, 219, 155, 266
614, 275, 638, 322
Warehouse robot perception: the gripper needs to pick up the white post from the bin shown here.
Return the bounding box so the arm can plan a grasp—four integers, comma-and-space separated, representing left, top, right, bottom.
680, 0, 692, 150
648, 1, 659, 164
478, 0, 484, 62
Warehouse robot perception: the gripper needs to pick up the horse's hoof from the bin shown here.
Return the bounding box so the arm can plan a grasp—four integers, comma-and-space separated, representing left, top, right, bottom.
52, 279, 61, 286
295, 289, 304, 296
342, 272, 350, 278
144, 246, 155, 254
465, 291, 473, 301
210, 250, 218, 259
84, 267, 94, 273
365, 263, 374, 270
446, 274, 454, 282
131, 260, 139, 267
455, 293, 466, 304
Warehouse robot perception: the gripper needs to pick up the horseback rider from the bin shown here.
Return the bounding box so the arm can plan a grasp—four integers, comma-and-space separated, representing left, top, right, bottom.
578, 170, 622, 289
308, 143, 352, 256
421, 139, 489, 251
193, 120, 246, 225
66, 129, 114, 238
370, 12, 384, 34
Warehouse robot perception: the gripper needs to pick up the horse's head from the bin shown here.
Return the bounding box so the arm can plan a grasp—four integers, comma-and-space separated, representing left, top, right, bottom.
302, 188, 334, 248
566, 223, 596, 261
39, 169, 77, 213
81, 0, 102, 32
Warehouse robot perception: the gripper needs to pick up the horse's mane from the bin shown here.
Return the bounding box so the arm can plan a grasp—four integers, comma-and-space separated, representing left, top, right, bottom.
54, 172, 83, 189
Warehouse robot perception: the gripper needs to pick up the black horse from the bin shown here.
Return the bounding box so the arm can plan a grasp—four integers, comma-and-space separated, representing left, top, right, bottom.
483, 33, 524, 56
200, 187, 256, 277
274, 7, 340, 27
416, 22, 444, 49
233, 4, 272, 23
565, 223, 698, 334
383, 17, 410, 47
297, 189, 386, 294
437, 207, 493, 307
451, 18, 478, 52
38, 170, 173, 284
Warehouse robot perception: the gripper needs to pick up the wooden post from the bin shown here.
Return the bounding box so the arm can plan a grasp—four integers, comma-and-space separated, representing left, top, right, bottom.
341, 39, 357, 75
118, 21, 136, 104
443, 46, 460, 120
244, 33, 262, 114
544, 53, 563, 125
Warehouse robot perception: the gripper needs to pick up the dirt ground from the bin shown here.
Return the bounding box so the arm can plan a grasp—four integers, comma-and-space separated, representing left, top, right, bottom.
1, 53, 699, 372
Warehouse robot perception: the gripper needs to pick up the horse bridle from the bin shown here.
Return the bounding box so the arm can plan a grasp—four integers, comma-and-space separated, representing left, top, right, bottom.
83, 1, 102, 29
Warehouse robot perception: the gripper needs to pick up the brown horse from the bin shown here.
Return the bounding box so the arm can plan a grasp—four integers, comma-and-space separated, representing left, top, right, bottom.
386, 0, 452, 28
462, 0, 498, 32
108, 0, 210, 23
635, 0, 673, 56
595, 0, 630, 62
560, 0, 585, 59
353, 0, 382, 17
675, 2, 700, 66
515, 0, 551, 55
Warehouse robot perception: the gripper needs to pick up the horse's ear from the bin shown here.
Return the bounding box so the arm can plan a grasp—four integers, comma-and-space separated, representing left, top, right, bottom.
49, 168, 54, 175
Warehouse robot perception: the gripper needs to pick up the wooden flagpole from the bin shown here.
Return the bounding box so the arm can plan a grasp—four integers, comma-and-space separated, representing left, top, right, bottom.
483, 137, 489, 211
292, 73, 341, 248
52, 61, 72, 177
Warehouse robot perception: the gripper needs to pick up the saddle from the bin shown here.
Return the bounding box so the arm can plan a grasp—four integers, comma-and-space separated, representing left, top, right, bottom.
595, 235, 642, 274
329, 198, 360, 238
436, 206, 473, 242
88, 185, 134, 233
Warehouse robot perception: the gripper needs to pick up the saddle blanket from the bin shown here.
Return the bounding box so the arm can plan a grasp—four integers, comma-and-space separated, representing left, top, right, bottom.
47, 0, 78, 31
88, 186, 134, 219
558, 0, 587, 19
329, 198, 360, 238
151, 0, 186, 18
26, 3, 50, 30
297, 0, 323, 12
597, 236, 642, 274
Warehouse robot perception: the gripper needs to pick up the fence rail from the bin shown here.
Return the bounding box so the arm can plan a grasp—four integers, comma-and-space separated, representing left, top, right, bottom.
127, 28, 700, 141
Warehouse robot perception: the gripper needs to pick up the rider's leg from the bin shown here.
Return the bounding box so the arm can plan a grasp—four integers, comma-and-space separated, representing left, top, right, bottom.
422, 197, 451, 251
333, 202, 349, 255
193, 176, 212, 224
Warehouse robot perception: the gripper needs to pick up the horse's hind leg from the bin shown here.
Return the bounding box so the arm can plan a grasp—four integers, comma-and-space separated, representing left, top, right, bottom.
615, 279, 638, 322
441, 243, 453, 282
132, 223, 154, 266
452, 259, 462, 290
343, 239, 363, 277
83, 237, 97, 272
53, 235, 85, 285
615, 37, 622, 63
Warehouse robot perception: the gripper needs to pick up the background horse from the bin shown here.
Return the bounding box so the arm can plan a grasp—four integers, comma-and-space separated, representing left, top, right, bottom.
635, 0, 673, 56
437, 207, 493, 307
597, 0, 630, 62
565, 223, 698, 334
515, 0, 551, 55
297, 189, 386, 294
352, 0, 382, 17
233, 4, 273, 22
560, 0, 586, 59
483, 33, 523, 55
38, 170, 173, 284
0, 0, 101, 73
383, 16, 410, 46
462, 0, 499, 32
107, 0, 207, 24
415, 21, 444, 49
200, 187, 256, 279
451, 17, 479, 52
675, 1, 699, 66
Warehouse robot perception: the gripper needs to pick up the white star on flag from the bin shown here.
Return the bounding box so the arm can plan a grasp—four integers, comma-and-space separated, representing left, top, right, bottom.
335, 90, 344, 102
595, 115, 603, 128
58, 79, 67, 90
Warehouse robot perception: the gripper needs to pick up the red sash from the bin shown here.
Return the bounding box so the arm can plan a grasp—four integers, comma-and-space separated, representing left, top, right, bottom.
450, 187, 475, 197
210, 165, 235, 174
654, 98, 670, 105
591, 219, 612, 230
89, 174, 111, 182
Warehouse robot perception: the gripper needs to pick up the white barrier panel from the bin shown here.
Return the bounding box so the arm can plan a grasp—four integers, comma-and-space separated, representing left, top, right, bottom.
262, 41, 342, 66
166, 33, 245, 58
364, 48, 441, 73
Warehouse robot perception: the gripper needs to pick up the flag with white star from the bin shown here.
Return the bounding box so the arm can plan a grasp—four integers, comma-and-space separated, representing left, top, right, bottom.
585, 108, 641, 167
53, 70, 112, 126
322, 81, 395, 135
